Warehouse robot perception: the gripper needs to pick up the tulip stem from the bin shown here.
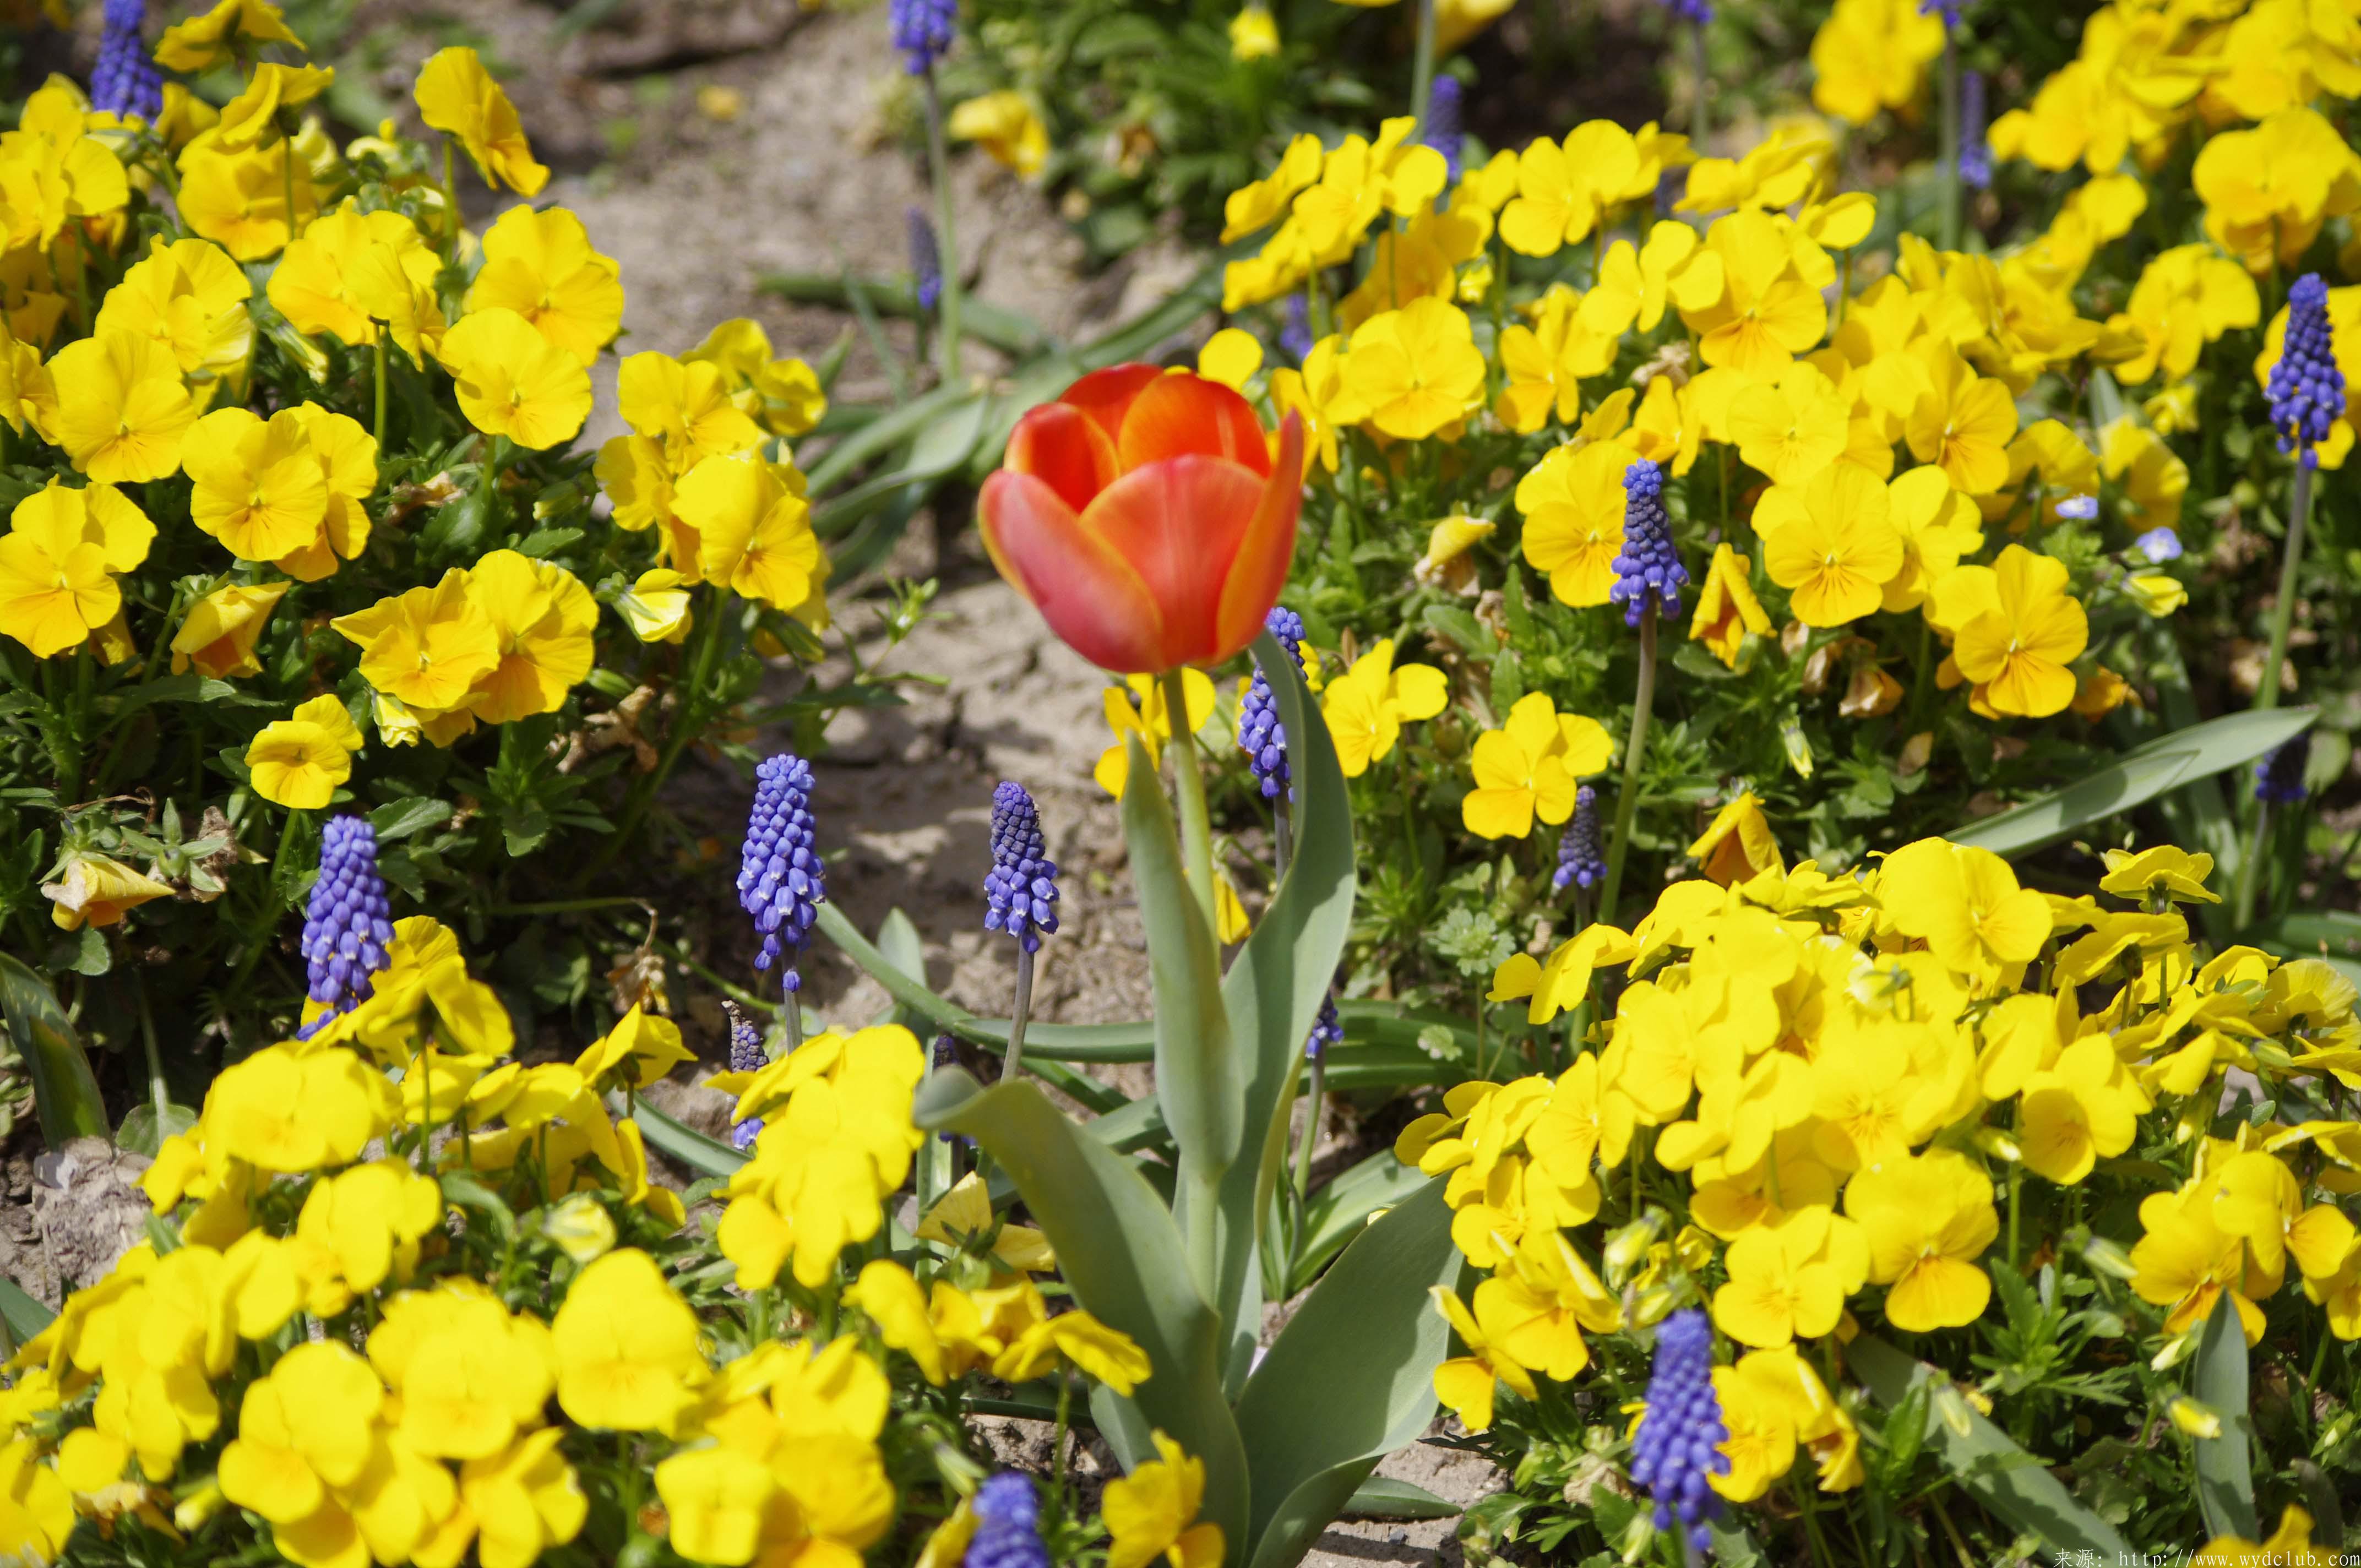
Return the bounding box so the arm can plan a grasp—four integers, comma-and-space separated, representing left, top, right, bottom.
1161, 669, 1219, 938
1408, 0, 1438, 137
1599, 603, 1659, 927
922, 67, 965, 388
1938, 30, 1960, 252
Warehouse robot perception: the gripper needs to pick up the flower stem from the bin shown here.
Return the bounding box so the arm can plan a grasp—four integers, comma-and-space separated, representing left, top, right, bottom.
373, 333, 389, 452
1598, 603, 1660, 925
921, 67, 965, 387
135, 975, 168, 1133
1161, 668, 1218, 937
781, 984, 804, 1054
585, 587, 733, 881
1291, 1048, 1326, 1206
1004, 944, 1034, 1084
2255, 460, 2313, 716
2234, 798, 2273, 934
1938, 30, 1960, 252
1408, 0, 1438, 136
1690, 20, 1710, 146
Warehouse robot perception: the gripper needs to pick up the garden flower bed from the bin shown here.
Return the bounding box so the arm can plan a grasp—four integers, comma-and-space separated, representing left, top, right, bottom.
0, 0, 2359, 1564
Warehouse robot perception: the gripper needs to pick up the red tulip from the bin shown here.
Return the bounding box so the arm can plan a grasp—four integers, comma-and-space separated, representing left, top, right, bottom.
979, 363, 1305, 674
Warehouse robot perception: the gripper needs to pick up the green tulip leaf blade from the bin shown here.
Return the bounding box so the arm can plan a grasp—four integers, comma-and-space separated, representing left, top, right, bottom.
1947, 707, 2318, 860
914, 1068, 1249, 1554
1341, 1477, 1459, 1521
1235, 1177, 1457, 1568
632, 1098, 747, 1178
2193, 1293, 2257, 1541
0, 954, 108, 1147
1848, 1333, 2130, 1556
1288, 1145, 1437, 1295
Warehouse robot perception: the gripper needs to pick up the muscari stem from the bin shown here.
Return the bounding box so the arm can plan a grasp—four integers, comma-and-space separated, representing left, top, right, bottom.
1598, 603, 1660, 925
373, 333, 389, 452
1161, 668, 1219, 937
2235, 460, 2314, 928
922, 67, 965, 386
780, 981, 804, 1055
1408, 0, 1438, 139
1938, 30, 1960, 252
1690, 20, 1710, 146
1291, 1047, 1326, 1206
1004, 944, 1034, 1084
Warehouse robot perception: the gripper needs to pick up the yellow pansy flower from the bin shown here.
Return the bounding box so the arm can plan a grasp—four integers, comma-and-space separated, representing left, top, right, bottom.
1517, 438, 1634, 608
1903, 343, 2018, 495
2019, 1037, 2148, 1184
2098, 417, 2190, 532
1489, 924, 1635, 1025
175, 141, 320, 262
155, 0, 304, 72
1461, 692, 1611, 841
1711, 1205, 1865, 1348
437, 308, 592, 450
550, 1249, 706, 1435
1196, 327, 1263, 392
1095, 670, 1216, 797
245, 693, 365, 810
1951, 545, 2087, 717
673, 451, 827, 613
948, 91, 1048, 179
1499, 121, 1646, 258
1429, 1284, 1538, 1434
1683, 211, 1827, 380
1845, 1148, 1998, 1332
0, 480, 154, 658
1879, 464, 1981, 613
1320, 637, 1449, 776
1494, 285, 1617, 434
463, 204, 625, 367
274, 404, 379, 582
1104, 1431, 1224, 1568
1808, 0, 1944, 124
334, 570, 503, 721
682, 318, 829, 438
213, 62, 334, 152
1730, 360, 1850, 486
43, 330, 195, 483
1268, 334, 1348, 475
1335, 296, 1485, 441
462, 549, 598, 723
183, 406, 329, 564
1879, 836, 2049, 983
616, 569, 693, 644
1689, 542, 1771, 668
91, 237, 253, 407
1761, 461, 1905, 628
1229, 5, 1280, 59
414, 46, 550, 196
617, 350, 768, 475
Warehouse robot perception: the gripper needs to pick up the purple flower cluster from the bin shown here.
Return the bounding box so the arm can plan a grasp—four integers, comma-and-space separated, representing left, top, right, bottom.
909, 207, 943, 314
2256, 733, 2311, 805
725, 1001, 765, 1150
1918, 0, 1963, 28
2268, 274, 2346, 467
1628, 1308, 1731, 1553
297, 815, 396, 1038
1305, 995, 1343, 1062
739, 753, 824, 990
983, 781, 1059, 954
1660, 0, 1713, 24
1238, 606, 1307, 801
962, 1473, 1047, 1568
1609, 461, 1688, 628
1280, 295, 1313, 363
91, 0, 162, 121
1553, 785, 1606, 892
1423, 77, 1464, 184
1959, 69, 1992, 189
891, 0, 958, 73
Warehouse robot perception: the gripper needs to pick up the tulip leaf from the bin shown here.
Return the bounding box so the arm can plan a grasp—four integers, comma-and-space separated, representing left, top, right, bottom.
1342, 1477, 1459, 1522
2193, 1293, 2257, 1541
1946, 707, 2319, 860
630, 1098, 745, 1178
0, 1275, 52, 1355
1288, 1147, 1436, 1295
914, 1069, 1249, 1556
1208, 629, 1361, 1386
0, 954, 108, 1147
1234, 1178, 1456, 1568
1847, 1333, 2130, 1556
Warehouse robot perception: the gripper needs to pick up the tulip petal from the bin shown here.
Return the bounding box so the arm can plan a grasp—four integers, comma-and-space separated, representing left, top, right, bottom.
1115, 370, 1273, 477
978, 469, 1169, 673
1077, 454, 1267, 667
1213, 412, 1305, 660
1057, 363, 1165, 449
1005, 401, 1121, 514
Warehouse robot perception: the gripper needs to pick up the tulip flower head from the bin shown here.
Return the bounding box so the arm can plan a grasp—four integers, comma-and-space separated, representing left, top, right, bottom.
298, 815, 396, 1036
2268, 274, 2345, 467
980, 364, 1305, 674
983, 781, 1059, 954
1237, 605, 1307, 800
1629, 1308, 1730, 1550
739, 753, 824, 990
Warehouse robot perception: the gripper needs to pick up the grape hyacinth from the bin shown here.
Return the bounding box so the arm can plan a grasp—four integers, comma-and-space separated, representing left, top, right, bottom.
91, 0, 162, 121
891, 0, 958, 74
909, 208, 944, 314
1280, 293, 1313, 363
1305, 996, 1343, 1062
962, 1474, 1048, 1568
1957, 69, 1992, 189
1917, 0, 1962, 26
1553, 785, 1606, 892
1628, 1309, 1730, 1553
2255, 732, 2311, 805
1238, 606, 1307, 801
1659, 0, 1713, 23
983, 781, 1059, 953
297, 815, 396, 1038
739, 753, 824, 990
725, 1001, 766, 1150
1609, 461, 1688, 628
2268, 273, 2346, 466
1423, 77, 1464, 183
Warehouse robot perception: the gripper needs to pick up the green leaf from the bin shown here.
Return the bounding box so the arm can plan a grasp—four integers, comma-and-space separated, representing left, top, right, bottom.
1848, 1333, 2130, 1556
104, 673, 236, 716
1946, 707, 2320, 859
2193, 1292, 2256, 1541
0, 1274, 53, 1352
1234, 1178, 1457, 1568
915, 1071, 1248, 1556
631, 1098, 746, 1178
115, 1101, 198, 1158
0, 954, 108, 1146
369, 797, 454, 843
1341, 1477, 1458, 1522
1288, 1148, 1433, 1294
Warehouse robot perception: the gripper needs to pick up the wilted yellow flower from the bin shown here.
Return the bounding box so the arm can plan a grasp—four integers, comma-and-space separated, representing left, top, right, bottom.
1689, 792, 1781, 884
1689, 542, 1771, 667
414, 46, 550, 196
42, 849, 175, 930
155, 0, 304, 72
172, 582, 289, 678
